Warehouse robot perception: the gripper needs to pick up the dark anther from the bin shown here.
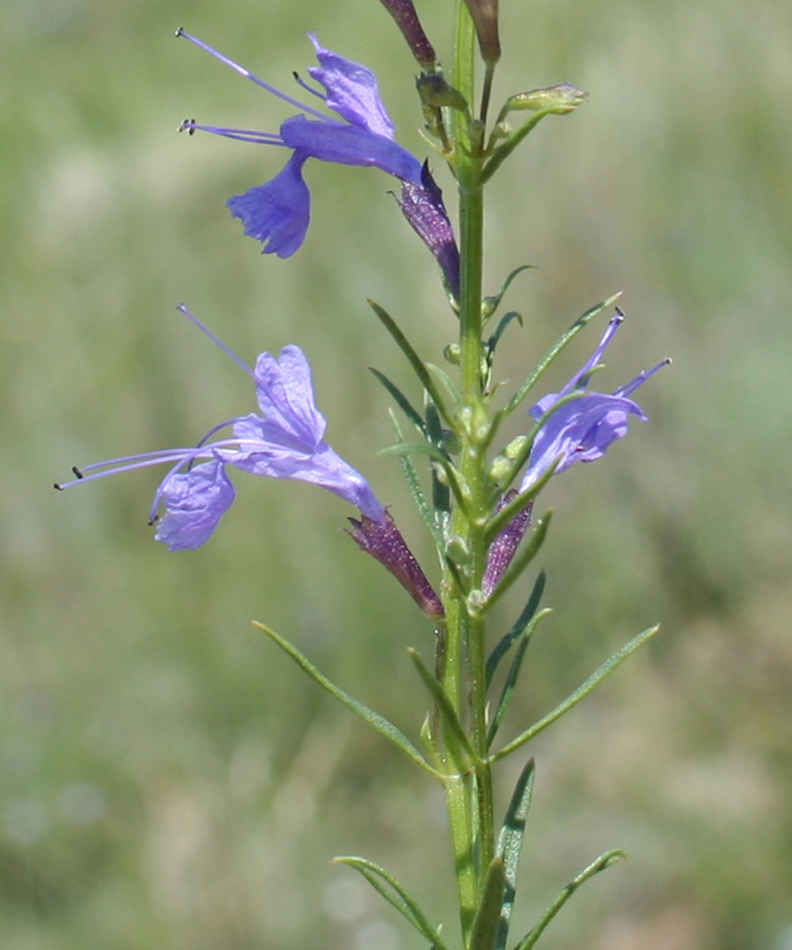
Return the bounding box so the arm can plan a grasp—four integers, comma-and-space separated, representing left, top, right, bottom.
54, 482, 64, 491
72, 466, 84, 478
175, 26, 184, 37
147, 515, 160, 526
178, 119, 196, 135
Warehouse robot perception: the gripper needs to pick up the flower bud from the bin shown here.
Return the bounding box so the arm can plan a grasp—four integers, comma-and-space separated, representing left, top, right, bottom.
506, 83, 588, 115
462, 0, 501, 65
416, 74, 469, 112
377, 0, 437, 69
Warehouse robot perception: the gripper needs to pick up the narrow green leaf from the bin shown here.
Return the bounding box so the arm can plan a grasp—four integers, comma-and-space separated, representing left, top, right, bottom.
389, 412, 444, 549
371, 367, 426, 435
381, 443, 468, 515
486, 609, 551, 748
481, 111, 550, 184
254, 622, 441, 779
368, 298, 453, 427
482, 513, 553, 614
408, 648, 477, 762
335, 856, 453, 950
501, 292, 623, 420
494, 759, 536, 950
425, 401, 452, 515
486, 571, 546, 687
492, 625, 660, 763
426, 362, 463, 411
470, 857, 507, 950
486, 311, 523, 357
483, 265, 535, 321
514, 849, 627, 950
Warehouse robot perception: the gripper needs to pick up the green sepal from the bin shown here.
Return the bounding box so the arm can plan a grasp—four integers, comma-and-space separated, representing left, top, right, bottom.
482, 511, 553, 614
486, 570, 546, 687
499, 292, 623, 421
494, 758, 536, 950
389, 412, 445, 549
253, 622, 442, 779
370, 367, 426, 436
368, 298, 453, 427
486, 609, 552, 748
514, 849, 627, 950
470, 857, 507, 950
482, 265, 535, 321
492, 625, 661, 762
334, 855, 453, 950
408, 648, 477, 763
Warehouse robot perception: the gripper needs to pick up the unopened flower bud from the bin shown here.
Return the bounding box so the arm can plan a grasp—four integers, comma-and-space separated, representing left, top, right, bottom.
503, 434, 529, 459
377, 0, 436, 68
444, 343, 461, 365
416, 74, 469, 112
462, 0, 501, 64
506, 83, 588, 115
488, 455, 512, 481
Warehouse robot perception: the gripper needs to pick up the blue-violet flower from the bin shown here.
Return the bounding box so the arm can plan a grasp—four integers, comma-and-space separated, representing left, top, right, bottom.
55, 306, 385, 551
520, 311, 670, 493
176, 29, 434, 260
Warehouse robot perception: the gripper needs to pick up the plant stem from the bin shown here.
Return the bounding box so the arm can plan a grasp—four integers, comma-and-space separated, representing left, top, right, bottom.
438, 4, 496, 946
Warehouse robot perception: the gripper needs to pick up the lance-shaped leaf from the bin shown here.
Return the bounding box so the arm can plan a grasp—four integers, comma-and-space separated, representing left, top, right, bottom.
500, 292, 623, 420
368, 298, 453, 427
389, 412, 444, 549
491, 624, 660, 762
334, 856, 452, 950
486, 311, 523, 358
371, 367, 426, 436
486, 570, 546, 686
514, 849, 626, 950
408, 648, 477, 762
487, 609, 551, 748
494, 758, 535, 950
482, 265, 534, 322
470, 857, 507, 950
254, 622, 441, 778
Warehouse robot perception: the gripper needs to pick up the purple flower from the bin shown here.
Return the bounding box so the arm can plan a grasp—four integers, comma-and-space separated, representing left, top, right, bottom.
55, 307, 385, 551
176, 29, 425, 257
520, 312, 669, 493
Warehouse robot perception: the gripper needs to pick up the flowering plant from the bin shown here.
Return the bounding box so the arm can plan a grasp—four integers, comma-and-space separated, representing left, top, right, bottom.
58, 2, 668, 947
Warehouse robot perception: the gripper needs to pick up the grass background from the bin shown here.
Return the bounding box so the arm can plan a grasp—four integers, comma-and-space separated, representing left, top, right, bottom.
2, 0, 792, 948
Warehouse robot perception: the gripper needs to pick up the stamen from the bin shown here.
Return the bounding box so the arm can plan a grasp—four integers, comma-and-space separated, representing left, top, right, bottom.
292, 70, 326, 101
72, 465, 84, 478
178, 120, 286, 146
176, 304, 255, 379
175, 28, 332, 123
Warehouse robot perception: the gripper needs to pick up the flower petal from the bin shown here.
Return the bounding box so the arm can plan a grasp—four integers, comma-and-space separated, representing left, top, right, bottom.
521, 392, 645, 491
280, 114, 423, 183
307, 34, 396, 138
253, 345, 327, 447
226, 152, 310, 257
154, 459, 236, 551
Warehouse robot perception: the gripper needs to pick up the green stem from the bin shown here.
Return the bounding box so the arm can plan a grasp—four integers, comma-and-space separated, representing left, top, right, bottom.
438, 5, 496, 946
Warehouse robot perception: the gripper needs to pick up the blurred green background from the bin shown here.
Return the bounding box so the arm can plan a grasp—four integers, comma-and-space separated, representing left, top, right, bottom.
2, 0, 792, 947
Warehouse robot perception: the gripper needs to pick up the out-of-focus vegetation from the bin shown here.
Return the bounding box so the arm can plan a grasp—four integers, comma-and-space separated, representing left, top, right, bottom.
2, 0, 792, 947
